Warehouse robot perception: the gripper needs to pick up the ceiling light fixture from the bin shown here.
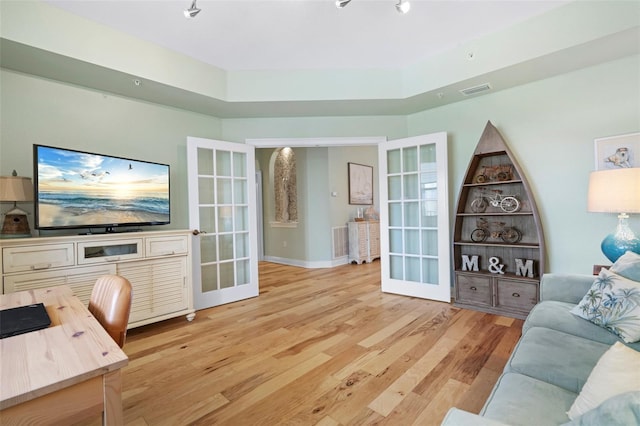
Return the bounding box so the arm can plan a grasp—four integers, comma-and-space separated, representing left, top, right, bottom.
335, 0, 409, 13
396, 0, 411, 14
184, 0, 201, 18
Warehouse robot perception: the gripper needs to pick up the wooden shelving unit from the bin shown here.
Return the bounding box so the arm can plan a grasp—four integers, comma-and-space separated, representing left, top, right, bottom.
453, 121, 545, 319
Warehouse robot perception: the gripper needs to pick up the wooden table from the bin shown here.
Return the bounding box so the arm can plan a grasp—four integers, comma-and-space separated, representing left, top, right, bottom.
0, 285, 129, 425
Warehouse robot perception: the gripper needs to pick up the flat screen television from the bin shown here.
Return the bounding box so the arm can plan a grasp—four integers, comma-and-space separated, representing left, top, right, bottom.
34, 144, 170, 233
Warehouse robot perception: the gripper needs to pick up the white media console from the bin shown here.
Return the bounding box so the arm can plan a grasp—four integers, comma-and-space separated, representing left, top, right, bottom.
1, 229, 195, 329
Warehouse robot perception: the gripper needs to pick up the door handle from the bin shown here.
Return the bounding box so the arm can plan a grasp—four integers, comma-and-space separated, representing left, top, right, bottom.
192, 229, 208, 235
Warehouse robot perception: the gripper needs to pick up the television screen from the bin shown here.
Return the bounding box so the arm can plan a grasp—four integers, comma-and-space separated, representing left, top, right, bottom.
34, 144, 170, 232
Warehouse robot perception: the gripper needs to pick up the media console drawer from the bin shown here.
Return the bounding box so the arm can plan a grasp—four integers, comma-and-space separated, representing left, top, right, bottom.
3, 263, 116, 304
145, 235, 188, 257
2, 243, 75, 274
77, 238, 143, 265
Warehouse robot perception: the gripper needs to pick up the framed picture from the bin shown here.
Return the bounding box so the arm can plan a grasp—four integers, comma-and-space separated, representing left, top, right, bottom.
594, 132, 640, 170
348, 162, 373, 205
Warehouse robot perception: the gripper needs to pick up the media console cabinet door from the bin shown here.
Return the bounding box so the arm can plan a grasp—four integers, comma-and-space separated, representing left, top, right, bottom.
119, 257, 189, 324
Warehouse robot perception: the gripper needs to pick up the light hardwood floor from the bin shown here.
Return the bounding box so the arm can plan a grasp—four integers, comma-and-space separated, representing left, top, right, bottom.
115, 261, 523, 425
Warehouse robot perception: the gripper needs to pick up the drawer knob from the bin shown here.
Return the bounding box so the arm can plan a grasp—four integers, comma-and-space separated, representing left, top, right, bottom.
470, 286, 477, 291
512, 292, 520, 297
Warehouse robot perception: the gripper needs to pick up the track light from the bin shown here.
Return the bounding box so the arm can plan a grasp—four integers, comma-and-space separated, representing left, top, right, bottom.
184, 0, 201, 18
335, 0, 411, 13
396, 0, 410, 14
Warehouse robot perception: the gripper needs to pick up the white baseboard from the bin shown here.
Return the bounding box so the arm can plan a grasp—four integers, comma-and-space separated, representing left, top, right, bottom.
263, 256, 350, 269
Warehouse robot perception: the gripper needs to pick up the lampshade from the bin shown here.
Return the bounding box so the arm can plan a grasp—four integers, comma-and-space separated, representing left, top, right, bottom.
587, 168, 640, 262
0, 175, 34, 238
588, 168, 640, 213
0, 176, 34, 202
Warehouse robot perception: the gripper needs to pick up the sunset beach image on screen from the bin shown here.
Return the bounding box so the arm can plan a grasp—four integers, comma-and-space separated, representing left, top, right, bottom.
34, 145, 170, 230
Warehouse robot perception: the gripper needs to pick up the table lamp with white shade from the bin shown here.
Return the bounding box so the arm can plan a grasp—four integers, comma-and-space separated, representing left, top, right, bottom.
587, 168, 640, 262
0, 170, 34, 238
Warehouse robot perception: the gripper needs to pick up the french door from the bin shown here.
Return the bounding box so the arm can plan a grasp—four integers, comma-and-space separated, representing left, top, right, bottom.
378, 133, 451, 302
187, 137, 259, 310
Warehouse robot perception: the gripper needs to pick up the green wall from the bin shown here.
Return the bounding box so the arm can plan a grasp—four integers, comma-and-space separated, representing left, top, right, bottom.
1, 54, 639, 273
407, 54, 640, 273
256, 145, 379, 265
0, 69, 222, 234
327, 145, 379, 226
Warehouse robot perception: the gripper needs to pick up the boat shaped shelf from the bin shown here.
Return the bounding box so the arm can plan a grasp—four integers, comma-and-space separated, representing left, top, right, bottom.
453, 121, 546, 319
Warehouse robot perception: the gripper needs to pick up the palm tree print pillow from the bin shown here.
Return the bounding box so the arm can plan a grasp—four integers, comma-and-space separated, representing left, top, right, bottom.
571, 268, 640, 343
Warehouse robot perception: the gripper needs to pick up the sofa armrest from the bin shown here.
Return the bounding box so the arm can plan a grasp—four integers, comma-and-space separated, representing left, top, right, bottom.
441, 408, 511, 426
540, 273, 594, 304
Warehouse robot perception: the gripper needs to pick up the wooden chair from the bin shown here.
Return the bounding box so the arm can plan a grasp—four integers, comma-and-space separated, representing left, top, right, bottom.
88, 275, 133, 348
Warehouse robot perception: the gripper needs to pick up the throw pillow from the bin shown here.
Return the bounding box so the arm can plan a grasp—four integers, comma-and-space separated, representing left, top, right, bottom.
567, 342, 640, 420
563, 391, 640, 425
610, 250, 640, 282
570, 268, 640, 343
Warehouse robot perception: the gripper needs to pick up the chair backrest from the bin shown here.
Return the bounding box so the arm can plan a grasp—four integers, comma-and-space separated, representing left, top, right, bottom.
88, 275, 132, 348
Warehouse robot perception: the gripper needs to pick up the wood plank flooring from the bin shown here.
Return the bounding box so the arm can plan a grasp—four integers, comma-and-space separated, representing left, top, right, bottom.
111, 261, 523, 425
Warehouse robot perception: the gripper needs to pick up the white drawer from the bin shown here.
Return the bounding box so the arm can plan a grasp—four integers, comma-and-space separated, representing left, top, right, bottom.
145, 235, 188, 258
3, 263, 116, 305
77, 238, 143, 265
2, 243, 75, 274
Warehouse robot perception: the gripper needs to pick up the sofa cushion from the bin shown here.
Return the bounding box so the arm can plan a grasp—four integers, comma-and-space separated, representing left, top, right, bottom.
505, 327, 610, 393
563, 391, 640, 426
523, 300, 640, 351
540, 273, 598, 304
570, 268, 640, 343
480, 372, 577, 426
441, 408, 511, 426
610, 250, 640, 282
567, 342, 640, 419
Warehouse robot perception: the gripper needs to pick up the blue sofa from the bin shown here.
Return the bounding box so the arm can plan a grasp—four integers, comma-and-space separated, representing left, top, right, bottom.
442, 258, 640, 426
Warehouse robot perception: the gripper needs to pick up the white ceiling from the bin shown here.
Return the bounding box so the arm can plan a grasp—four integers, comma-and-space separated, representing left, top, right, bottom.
43, 0, 568, 71
4, 0, 636, 117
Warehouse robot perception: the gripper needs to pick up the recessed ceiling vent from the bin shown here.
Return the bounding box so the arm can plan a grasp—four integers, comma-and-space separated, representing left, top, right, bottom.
460, 83, 492, 96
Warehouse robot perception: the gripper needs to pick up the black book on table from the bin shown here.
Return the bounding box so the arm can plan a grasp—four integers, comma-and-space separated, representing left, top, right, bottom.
0, 303, 51, 339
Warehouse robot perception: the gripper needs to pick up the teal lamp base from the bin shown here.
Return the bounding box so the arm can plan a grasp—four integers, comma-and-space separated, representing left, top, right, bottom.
601, 213, 640, 263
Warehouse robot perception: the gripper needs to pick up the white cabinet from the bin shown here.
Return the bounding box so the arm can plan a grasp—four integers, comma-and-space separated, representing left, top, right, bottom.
348, 221, 380, 264
1, 230, 195, 329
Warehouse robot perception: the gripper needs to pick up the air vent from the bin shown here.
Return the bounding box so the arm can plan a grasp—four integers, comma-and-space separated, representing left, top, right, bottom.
460, 83, 492, 96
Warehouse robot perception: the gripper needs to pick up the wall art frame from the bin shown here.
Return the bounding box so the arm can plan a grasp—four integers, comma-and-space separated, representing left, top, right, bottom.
594, 132, 640, 170
348, 162, 373, 205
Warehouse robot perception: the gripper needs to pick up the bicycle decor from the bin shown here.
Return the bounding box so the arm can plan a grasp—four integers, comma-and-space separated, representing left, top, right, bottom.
474, 164, 513, 183
471, 217, 522, 244
470, 187, 520, 213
